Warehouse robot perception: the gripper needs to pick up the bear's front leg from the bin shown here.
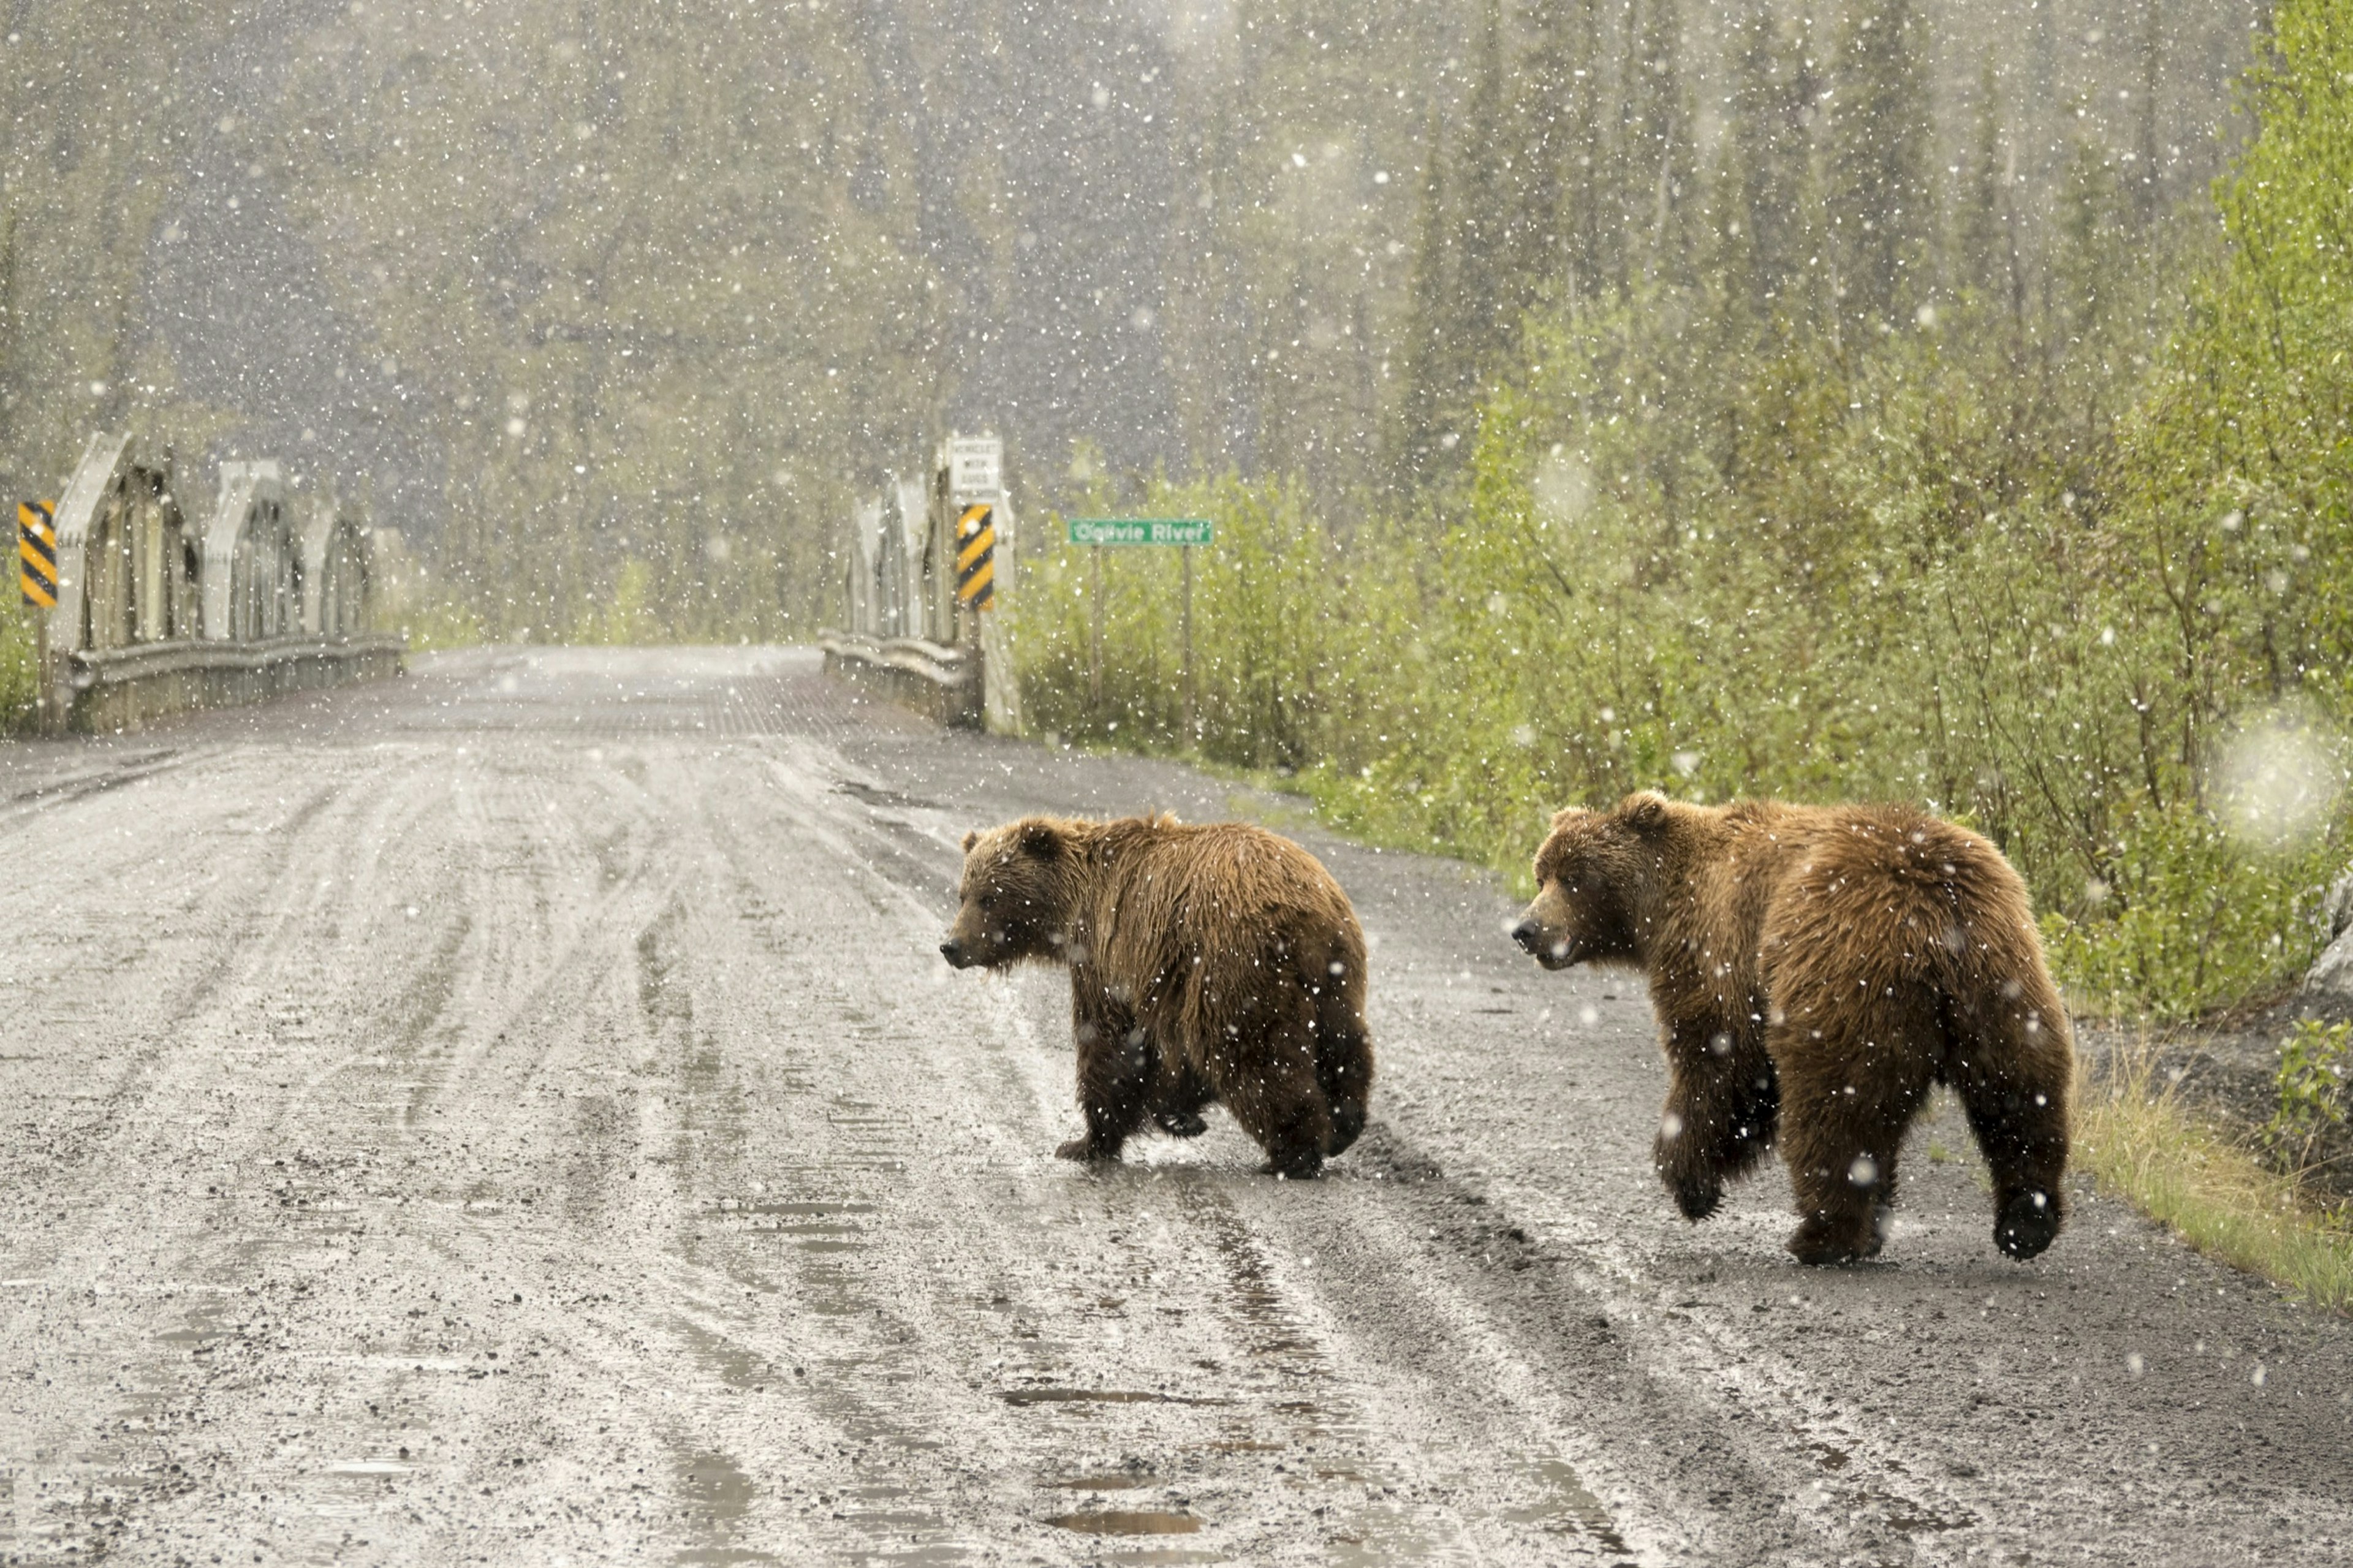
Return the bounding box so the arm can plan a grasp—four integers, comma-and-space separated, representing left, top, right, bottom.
1058, 978, 1151, 1163
1150, 1061, 1216, 1139
1654, 1022, 1779, 1222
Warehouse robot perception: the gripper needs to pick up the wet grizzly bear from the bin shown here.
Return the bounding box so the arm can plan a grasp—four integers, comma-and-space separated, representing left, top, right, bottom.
940, 814, 1373, 1178
1510, 792, 2072, 1264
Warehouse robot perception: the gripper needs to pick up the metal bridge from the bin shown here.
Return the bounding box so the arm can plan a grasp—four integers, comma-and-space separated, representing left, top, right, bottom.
33, 431, 401, 731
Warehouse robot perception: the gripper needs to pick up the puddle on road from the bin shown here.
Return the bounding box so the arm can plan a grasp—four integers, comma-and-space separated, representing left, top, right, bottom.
678, 1319, 771, 1390
712, 1199, 879, 1219
834, 779, 942, 811
1324, 1510, 1438, 1567
1882, 1501, 1976, 1536
710, 1197, 879, 1256
826, 1093, 907, 1129
1502, 1458, 1637, 1558
1049, 1472, 1155, 1491
999, 1388, 1232, 1408
678, 1451, 756, 1511
1047, 1510, 1201, 1535
1792, 1429, 1976, 1540
672, 1448, 771, 1564
156, 1297, 231, 1349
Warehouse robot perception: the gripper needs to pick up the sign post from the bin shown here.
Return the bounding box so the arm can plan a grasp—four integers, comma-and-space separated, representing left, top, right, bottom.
955, 504, 996, 612
1181, 542, 1193, 740
18, 501, 56, 730
942, 434, 1004, 728
1063, 518, 1216, 737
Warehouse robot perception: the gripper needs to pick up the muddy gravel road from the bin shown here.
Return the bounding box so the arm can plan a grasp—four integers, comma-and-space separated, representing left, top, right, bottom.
1, 647, 2349, 1567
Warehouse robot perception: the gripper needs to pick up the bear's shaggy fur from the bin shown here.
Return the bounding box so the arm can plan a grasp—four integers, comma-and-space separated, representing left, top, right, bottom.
941, 814, 1373, 1178
1512, 792, 2072, 1264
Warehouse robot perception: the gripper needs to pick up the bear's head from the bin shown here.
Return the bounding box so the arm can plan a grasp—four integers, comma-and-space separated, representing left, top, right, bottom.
1510, 791, 1672, 969
941, 817, 1077, 970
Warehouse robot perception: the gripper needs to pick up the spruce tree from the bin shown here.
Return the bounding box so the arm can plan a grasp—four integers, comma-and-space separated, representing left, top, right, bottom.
1517, 0, 1606, 305
1395, 104, 1467, 491
1722, 2, 1818, 314
1457, 0, 1518, 365
1618, 0, 1694, 287
1954, 64, 2022, 322
1825, 0, 1934, 331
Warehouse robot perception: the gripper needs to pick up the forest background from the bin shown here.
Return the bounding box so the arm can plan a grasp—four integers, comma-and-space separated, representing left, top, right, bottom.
1, 0, 2346, 1021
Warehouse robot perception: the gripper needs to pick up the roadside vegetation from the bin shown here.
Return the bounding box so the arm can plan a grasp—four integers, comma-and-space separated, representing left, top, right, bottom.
1014, 2, 2353, 1300
1021, 0, 2353, 1023
2077, 1039, 2353, 1314
0, 613, 34, 730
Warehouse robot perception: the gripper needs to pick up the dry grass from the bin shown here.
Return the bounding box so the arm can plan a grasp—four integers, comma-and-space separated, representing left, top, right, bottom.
2074, 1043, 2353, 1313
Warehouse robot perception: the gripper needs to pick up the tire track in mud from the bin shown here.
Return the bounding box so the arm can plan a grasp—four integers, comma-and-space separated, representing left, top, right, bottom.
676, 734, 1698, 1564
0, 744, 445, 1562
0, 729, 701, 1562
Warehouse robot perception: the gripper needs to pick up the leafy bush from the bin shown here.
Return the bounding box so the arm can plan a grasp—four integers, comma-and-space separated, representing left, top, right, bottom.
2270, 1019, 2353, 1171
0, 610, 40, 733
2042, 803, 2335, 1020
1013, 474, 1403, 772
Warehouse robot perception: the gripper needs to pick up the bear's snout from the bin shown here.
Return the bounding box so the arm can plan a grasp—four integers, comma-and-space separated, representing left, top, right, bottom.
1511, 912, 1575, 968
939, 937, 975, 969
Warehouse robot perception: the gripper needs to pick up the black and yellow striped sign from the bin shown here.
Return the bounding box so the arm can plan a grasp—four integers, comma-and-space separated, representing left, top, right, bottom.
955, 503, 995, 610
18, 500, 57, 610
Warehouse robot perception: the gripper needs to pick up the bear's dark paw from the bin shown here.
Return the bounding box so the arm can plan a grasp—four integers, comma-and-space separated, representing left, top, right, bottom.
1154, 1110, 1210, 1139
1266, 1146, 1324, 1181
1325, 1099, 1367, 1157
1786, 1208, 1887, 1266
1993, 1187, 2062, 1261
1055, 1137, 1121, 1164
1662, 1169, 1722, 1222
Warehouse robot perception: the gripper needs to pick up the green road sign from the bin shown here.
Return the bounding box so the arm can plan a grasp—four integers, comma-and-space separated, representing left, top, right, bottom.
1066, 517, 1215, 547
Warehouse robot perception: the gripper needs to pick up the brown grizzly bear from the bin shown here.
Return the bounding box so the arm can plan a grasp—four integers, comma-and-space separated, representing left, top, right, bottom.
1510, 792, 2072, 1264
940, 814, 1373, 1178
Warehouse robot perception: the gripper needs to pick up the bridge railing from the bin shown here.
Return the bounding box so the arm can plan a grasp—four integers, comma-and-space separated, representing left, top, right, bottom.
821, 432, 1021, 732
38, 433, 404, 732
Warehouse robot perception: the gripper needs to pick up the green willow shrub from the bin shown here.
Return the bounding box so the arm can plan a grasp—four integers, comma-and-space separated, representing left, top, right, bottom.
0, 611, 37, 731
2112, 0, 2353, 732
1011, 474, 1401, 771
2270, 1018, 2353, 1171
2041, 800, 2335, 1019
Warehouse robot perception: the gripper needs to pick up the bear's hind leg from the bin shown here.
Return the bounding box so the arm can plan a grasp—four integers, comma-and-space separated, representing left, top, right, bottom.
1947, 983, 2073, 1260
1215, 1000, 1333, 1180
1312, 991, 1374, 1158
1774, 1005, 1938, 1264
1060, 988, 1151, 1163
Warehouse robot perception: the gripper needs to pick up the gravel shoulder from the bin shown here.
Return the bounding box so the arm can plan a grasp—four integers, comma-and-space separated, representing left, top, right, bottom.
0, 646, 2347, 1566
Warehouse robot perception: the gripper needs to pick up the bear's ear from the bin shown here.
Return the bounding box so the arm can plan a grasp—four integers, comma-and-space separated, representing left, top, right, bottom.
1016, 819, 1063, 858
961, 829, 979, 855
1618, 790, 1670, 831
1549, 806, 1589, 831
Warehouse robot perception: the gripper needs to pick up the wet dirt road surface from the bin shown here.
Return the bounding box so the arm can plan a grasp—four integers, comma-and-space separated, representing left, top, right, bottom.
1, 647, 2347, 1568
